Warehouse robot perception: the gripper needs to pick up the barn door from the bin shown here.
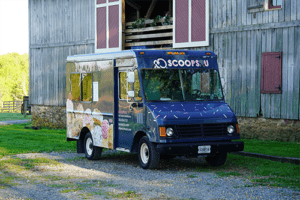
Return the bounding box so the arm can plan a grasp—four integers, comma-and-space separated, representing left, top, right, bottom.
173, 0, 209, 48
95, 0, 123, 53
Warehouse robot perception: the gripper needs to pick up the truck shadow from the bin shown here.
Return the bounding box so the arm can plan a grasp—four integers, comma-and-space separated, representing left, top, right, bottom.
69, 150, 212, 172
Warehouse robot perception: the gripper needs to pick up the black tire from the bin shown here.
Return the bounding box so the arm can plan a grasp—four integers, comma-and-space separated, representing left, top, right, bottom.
138, 136, 160, 169
84, 132, 102, 160
205, 152, 227, 167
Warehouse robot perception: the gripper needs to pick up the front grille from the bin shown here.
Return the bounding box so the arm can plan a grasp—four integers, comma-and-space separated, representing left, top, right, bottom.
175, 123, 231, 138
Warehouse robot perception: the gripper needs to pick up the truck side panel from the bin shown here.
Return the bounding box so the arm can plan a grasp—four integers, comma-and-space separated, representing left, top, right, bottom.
66, 60, 115, 149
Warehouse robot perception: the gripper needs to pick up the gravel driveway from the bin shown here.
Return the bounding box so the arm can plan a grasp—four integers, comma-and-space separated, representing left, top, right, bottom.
0, 151, 299, 200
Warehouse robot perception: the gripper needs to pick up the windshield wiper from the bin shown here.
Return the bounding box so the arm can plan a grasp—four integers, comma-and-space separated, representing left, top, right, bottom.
178, 70, 186, 100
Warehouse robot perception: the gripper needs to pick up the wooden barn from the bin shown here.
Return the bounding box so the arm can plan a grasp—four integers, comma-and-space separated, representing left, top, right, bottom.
29, 0, 300, 141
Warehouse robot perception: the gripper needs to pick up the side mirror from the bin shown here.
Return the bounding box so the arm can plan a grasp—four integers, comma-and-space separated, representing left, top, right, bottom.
127, 72, 135, 83
127, 91, 135, 98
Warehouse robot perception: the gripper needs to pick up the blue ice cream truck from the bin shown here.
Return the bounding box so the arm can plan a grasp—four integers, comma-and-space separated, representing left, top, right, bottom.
66, 50, 244, 169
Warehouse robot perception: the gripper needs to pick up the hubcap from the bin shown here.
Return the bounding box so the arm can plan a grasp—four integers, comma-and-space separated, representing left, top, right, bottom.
140, 143, 149, 164
86, 137, 93, 156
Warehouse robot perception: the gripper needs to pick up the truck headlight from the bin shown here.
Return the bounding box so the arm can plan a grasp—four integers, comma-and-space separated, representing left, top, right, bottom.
166, 128, 174, 137
227, 125, 234, 134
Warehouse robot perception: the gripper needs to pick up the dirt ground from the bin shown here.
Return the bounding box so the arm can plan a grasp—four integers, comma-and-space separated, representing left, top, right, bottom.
0, 151, 299, 200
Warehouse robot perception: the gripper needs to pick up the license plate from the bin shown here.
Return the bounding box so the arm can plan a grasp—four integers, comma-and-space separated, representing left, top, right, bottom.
198, 145, 211, 154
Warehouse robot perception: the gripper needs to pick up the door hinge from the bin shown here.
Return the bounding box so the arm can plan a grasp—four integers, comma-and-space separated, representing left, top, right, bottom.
275, 85, 281, 91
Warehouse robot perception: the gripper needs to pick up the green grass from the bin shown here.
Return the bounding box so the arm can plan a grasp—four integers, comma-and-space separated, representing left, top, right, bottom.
215, 171, 242, 177
0, 122, 76, 158
0, 122, 299, 191
236, 138, 300, 158
0, 157, 61, 189
196, 154, 300, 190
0, 157, 60, 171
0, 113, 31, 121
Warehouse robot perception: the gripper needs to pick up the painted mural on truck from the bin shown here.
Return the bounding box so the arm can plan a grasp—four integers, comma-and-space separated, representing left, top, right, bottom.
66, 61, 114, 149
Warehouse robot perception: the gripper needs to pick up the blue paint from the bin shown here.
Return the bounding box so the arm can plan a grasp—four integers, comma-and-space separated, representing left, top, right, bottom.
146, 101, 236, 125
68, 49, 243, 159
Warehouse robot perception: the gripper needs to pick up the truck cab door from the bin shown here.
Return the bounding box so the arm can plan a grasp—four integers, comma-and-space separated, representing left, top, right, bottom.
116, 68, 143, 150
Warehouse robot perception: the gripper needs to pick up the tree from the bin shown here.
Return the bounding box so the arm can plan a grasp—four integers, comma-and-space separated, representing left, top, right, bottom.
0, 53, 29, 104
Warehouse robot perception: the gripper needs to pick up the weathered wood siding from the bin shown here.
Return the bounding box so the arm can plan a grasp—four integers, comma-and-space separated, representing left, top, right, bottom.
29, 0, 300, 120
29, 0, 95, 106
191, 0, 300, 120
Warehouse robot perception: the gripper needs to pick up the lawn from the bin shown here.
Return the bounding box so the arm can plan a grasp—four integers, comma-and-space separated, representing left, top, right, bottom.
0, 122, 299, 190
0, 113, 31, 121
196, 153, 300, 190
236, 138, 300, 158
0, 122, 76, 157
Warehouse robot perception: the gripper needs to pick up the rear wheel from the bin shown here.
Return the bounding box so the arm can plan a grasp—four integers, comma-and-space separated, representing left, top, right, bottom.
84, 132, 102, 160
138, 136, 160, 169
205, 152, 227, 166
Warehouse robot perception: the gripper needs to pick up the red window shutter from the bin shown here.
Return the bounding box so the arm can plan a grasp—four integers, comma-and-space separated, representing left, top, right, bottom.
191, 0, 206, 42
174, 0, 189, 44
97, 7, 106, 49
173, 0, 209, 48
261, 52, 282, 94
109, 5, 119, 48
97, 0, 106, 4
95, 0, 122, 53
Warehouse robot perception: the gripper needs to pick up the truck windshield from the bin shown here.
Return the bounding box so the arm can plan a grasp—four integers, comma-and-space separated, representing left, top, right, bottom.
141, 69, 223, 101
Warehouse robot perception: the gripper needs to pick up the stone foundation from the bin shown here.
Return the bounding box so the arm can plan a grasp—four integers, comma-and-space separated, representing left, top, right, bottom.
31, 105, 66, 129
238, 117, 300, 142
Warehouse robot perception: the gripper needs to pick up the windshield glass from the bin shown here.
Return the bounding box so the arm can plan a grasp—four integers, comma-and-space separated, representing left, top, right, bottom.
141, 69, 223, 101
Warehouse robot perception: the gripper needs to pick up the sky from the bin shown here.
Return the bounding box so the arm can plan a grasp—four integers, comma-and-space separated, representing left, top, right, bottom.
0, 0, 28, 56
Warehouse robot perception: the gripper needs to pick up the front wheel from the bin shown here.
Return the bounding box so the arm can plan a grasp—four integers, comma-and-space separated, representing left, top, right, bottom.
205, 152, 227, 167
138, 136, 160, 169
84, 132, 102, 160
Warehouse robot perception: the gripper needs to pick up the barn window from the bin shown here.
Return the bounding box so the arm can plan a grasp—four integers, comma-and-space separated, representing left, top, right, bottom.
70, 73, 93, 102
173, 0, 209, 48
261, 52, 282, 94
95, 0, 122, 53
269, 0, 282, 9
95, 0, 209, 51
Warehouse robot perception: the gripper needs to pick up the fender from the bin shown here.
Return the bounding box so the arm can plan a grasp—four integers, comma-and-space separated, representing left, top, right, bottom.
130, 128, 153, 153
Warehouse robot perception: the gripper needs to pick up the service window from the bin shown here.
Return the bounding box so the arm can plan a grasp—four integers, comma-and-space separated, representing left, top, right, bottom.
70, 73, 93, 102
82, 73, 92, 101
71, 73, 81, 101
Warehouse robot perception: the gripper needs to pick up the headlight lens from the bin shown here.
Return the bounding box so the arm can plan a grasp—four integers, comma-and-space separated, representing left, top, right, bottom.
227, 125, 234, 134
166, 128, 174, 137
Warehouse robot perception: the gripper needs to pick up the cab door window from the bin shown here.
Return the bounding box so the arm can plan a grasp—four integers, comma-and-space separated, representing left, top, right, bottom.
119, 70, 141, 101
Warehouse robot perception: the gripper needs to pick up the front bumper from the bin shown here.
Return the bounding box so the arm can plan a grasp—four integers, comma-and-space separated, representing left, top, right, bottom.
156, 141, 244, 155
